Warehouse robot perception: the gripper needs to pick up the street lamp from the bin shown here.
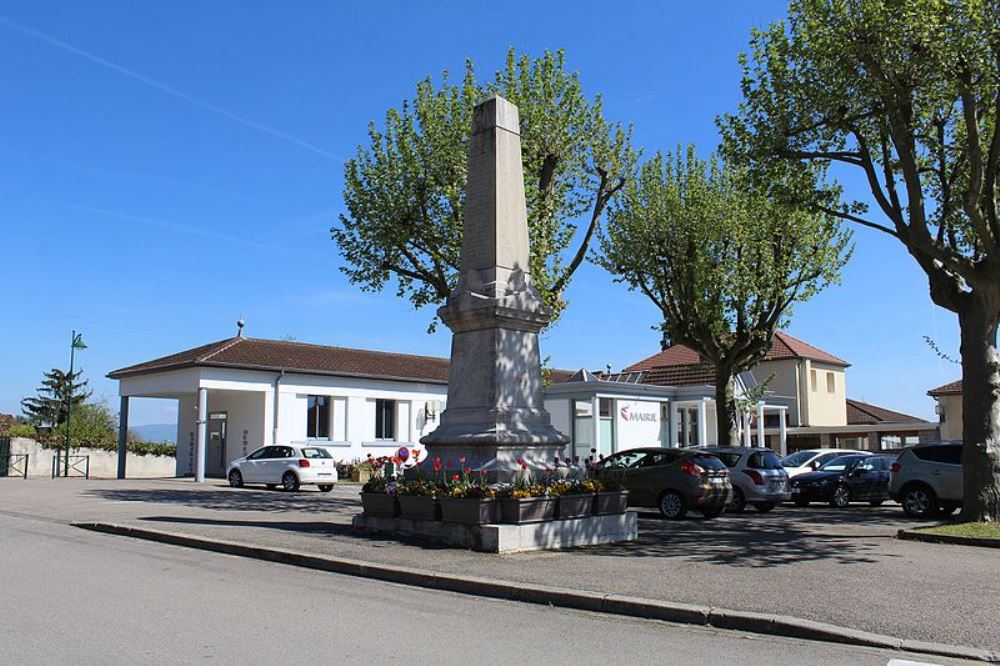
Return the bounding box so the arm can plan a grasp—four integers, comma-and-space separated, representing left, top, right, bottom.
63, 331, 87, 477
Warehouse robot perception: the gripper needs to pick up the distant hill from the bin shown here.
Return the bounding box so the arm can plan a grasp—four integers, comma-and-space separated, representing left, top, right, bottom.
130, 423, 176, 444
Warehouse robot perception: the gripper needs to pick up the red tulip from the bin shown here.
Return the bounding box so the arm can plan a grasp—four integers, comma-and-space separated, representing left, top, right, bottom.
464, 466, 472, 475
452, 474, 460, 482
433, 457, 442, 471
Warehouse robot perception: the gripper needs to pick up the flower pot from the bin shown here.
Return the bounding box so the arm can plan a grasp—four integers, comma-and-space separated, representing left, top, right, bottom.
440, 497, 496, 525
397, 495, 442, 521
360, 492, 398, 518
557, 494, 594, 519
593, 490, 629, 515
498, 497, 556, 524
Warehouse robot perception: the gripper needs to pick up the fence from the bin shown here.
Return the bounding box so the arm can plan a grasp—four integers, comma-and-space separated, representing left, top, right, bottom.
51, 454, 90, 479
1, 453, 29, 479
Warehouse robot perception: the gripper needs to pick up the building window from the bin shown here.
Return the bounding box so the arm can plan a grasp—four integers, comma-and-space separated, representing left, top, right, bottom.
810, 369, 817, 392
306, 395, 330, 439
375, 399, 396, 440
826, 372, 835, 393
676, 407, 699, 447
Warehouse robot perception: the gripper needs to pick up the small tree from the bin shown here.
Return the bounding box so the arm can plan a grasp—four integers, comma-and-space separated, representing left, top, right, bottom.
334, 48, 635, 327
722, 0, 1000, 521
20, 368, 91, 429
69, 400, 117, 448
599, 147, 851, 444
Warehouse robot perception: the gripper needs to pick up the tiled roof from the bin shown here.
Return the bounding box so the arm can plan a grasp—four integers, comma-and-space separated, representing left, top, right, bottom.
928, 380, 962, 396
641, 365, 716, 387
109, 337, 452, 384
846, 398, 927, 425
109, 336, 578, 386
624, 331, 849, 372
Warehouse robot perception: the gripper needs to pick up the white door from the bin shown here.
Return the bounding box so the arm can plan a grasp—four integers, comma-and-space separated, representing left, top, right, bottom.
242, 446, 271, 483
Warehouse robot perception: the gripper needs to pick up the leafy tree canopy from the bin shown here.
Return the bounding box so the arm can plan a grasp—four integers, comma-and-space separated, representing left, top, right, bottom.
334, 48, 636, 328
21, 368, 90, 428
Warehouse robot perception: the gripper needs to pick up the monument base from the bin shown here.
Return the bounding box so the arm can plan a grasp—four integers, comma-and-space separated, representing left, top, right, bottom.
351, 511, 638, 553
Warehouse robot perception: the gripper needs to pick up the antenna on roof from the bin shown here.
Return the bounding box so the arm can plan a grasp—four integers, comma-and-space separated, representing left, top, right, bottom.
236, 317, 246, 338
606, 363, 612, 374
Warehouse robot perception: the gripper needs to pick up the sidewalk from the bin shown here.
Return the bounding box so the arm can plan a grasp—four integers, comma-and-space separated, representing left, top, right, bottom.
3, 478, 998, 652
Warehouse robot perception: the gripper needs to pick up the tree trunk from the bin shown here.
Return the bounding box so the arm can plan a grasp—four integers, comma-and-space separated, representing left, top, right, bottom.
957, 300, 1000, 522
714, 367, 739, 447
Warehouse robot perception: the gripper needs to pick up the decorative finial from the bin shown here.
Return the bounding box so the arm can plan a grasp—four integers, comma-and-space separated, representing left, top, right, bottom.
237, 318, 245, 338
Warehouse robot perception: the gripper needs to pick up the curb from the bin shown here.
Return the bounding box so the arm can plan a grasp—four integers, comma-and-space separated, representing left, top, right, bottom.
898, 528, 1000, 549
74, 522, 998, 663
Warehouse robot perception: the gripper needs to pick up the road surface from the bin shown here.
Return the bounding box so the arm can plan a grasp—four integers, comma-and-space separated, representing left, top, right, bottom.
0, 513, 962, 665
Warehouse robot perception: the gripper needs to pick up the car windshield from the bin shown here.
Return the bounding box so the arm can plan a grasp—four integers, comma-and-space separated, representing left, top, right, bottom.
300, 447, 332, 459
818, 455, 865, 472
691, 455, 727, 471
781, 451, 815, 467
747, 451, 783, 470
601, 451, 647, 469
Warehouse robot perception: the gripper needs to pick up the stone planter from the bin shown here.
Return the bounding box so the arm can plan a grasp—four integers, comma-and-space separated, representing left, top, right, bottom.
498, 497, 556, 524
397, 495, 442, 521
439, 497, 496, 525
557, 493, 594, 519
360, 492, 398, 517
593, 491, 629, 515
352, 468, 372, 484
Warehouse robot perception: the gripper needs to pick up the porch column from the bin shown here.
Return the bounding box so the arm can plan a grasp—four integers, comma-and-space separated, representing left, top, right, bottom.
195, 387, 208, 482
756, 401, 765, 448
591, 395, 600, 458
116, 396, 129, 479
742, 412, 751, 447
669, 403, 680, 447
696, 399, 708, 446
778, 407, 788, 456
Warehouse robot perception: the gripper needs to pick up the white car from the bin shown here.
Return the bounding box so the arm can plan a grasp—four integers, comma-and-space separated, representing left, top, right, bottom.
227, 444, 338, 492
780, 448, 871, 478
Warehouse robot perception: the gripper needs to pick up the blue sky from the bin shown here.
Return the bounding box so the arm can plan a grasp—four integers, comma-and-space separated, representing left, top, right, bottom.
0, 1, 961, 427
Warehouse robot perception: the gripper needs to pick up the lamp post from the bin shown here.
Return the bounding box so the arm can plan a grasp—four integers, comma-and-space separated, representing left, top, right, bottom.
63, 331, 87, 477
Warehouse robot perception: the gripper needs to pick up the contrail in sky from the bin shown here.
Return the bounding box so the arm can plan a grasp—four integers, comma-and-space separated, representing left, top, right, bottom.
0, 14, 344, 162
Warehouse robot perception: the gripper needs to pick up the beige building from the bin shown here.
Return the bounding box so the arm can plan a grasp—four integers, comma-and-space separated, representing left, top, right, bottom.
928, 380, 963, 441
623, 331, 938, 453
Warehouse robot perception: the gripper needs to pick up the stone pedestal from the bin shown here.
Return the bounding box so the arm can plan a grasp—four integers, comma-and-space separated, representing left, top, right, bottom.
420, 96, 568, 476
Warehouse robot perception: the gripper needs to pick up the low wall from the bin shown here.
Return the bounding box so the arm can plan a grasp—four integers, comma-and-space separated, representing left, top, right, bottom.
7, 438, 176, 479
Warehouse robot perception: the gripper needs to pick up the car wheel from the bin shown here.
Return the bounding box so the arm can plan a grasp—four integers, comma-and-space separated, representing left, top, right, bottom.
901, 484, 937, 519
281, 471, 300, 492
830, 484, 851, 508
793, 498, 810, 507
753, 502, 776, 513
658, 490, 687, 520
869, 500, 884, 507
730, 487, 746, 513
265, 484, 277, 490
317, 484, 334, 493
699, 506, 724, 519
227, 469, 243, 488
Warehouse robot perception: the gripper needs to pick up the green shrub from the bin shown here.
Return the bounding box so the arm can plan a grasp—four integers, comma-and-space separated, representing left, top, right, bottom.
7, 423, 37, 438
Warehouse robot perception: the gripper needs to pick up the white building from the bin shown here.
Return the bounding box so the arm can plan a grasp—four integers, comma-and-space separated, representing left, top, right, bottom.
108, 333, 790, 480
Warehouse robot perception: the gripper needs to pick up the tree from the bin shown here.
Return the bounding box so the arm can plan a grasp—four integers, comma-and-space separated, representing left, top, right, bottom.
68, 400, 117, 448
599, 147, 850, 444
721, 0, 1000, 521
334, 48, 636, 327
20, 368, 91, 429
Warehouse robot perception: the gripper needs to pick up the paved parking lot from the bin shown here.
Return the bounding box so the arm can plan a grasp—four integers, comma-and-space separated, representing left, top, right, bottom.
2, 478, 998, 650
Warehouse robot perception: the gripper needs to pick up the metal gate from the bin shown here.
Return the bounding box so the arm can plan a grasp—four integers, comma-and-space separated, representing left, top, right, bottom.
0, 436, 9, 477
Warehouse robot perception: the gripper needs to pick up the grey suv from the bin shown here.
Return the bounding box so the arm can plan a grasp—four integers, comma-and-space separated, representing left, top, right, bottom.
889, 441, 962, 519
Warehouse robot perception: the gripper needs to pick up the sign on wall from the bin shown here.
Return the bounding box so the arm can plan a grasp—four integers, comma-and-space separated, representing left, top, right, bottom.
616, 400, 662, 449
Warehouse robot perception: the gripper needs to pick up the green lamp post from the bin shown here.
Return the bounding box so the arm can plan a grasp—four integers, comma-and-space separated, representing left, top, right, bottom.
63, 331, 87, 477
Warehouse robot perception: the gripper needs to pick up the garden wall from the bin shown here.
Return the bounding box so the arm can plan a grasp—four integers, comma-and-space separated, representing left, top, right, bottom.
7, 438, 175, 479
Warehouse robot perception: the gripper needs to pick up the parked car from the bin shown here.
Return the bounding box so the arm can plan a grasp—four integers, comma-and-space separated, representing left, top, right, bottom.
789, 454, 893, 507
889, 441, 963, 519
227, 444, 338, 492
690, 446, 790, 513
594, 447, 732, 519
781, 448, 871, 478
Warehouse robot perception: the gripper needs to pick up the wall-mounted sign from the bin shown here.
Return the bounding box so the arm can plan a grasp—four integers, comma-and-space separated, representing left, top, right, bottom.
616, 400, 662, 449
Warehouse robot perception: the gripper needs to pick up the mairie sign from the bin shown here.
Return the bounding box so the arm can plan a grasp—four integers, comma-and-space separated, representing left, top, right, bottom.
620, 404, 658, 422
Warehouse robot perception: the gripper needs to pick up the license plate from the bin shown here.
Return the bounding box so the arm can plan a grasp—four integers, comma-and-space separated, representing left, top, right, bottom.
317, 472, 332, 477
791, 487, 800, 494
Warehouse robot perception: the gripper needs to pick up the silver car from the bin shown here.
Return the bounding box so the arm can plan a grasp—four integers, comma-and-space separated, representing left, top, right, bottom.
692, 446, 791, 513
889, 441, 962, 518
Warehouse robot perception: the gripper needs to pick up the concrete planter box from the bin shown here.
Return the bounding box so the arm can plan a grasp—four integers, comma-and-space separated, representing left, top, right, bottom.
360, 492, 398, 518
593, 491, 629, 515
439, 497, 496, 525
498, 497, 556, 524
557, 494, 594, 519
397, 495, 442, 521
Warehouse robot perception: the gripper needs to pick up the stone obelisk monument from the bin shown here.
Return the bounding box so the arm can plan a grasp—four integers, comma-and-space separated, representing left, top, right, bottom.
421, 96, 569, 475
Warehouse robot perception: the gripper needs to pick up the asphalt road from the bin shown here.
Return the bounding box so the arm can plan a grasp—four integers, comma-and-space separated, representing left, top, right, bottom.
3, 478, 998, 651
0, 513, 964, 665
